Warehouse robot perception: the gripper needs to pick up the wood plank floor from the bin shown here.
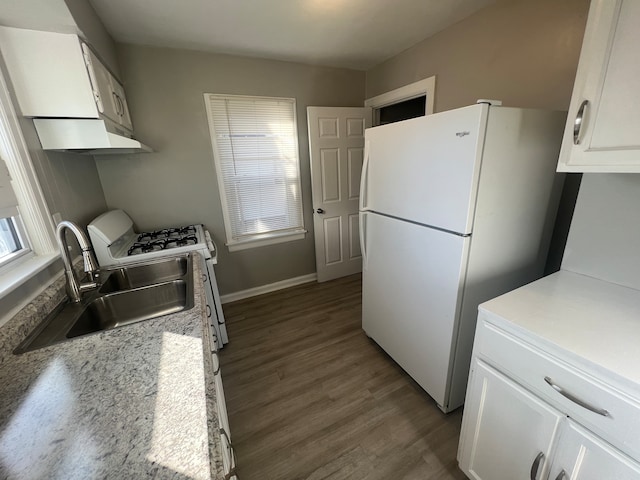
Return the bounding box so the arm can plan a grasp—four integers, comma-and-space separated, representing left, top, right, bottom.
220, 274, 468, 480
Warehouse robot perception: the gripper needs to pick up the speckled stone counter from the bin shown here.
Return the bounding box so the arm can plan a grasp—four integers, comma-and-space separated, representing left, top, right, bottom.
0, 256, 225, 479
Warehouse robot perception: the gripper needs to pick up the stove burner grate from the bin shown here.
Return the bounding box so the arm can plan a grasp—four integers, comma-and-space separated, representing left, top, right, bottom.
137, 225, 198, 242
127, 229, 201, 256
165, 235, 198, 249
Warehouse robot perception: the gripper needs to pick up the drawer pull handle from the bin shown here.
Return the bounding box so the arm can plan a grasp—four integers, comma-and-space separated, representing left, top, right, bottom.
530, 452, 544, 480
544, 376, 610, 417
555, 470, 567, 480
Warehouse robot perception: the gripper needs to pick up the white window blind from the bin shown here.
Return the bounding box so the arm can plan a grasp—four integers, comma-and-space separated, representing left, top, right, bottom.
0, 157, 18, 219
205, 94, 305, 250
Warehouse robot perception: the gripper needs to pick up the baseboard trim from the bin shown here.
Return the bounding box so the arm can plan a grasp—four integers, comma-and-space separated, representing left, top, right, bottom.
220, 273, 317, 304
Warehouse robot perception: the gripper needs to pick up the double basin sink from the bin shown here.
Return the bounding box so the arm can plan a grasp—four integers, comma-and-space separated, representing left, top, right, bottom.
15, 254, 195, 354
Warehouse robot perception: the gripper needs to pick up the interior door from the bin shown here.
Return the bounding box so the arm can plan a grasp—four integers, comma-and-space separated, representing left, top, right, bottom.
307, 106, 371, 282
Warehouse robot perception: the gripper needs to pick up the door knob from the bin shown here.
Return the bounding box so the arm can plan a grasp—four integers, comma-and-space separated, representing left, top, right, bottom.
316, 208, 325, 214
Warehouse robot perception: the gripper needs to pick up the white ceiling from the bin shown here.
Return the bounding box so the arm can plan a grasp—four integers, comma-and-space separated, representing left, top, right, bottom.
87, 0, 496, 70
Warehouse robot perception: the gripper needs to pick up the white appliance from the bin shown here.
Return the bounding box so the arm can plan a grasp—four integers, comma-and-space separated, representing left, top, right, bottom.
359, 103, 565, 413
87, 209, 228, 347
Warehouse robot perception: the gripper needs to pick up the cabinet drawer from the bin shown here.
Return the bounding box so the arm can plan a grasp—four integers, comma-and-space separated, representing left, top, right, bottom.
475, 319, 640, 461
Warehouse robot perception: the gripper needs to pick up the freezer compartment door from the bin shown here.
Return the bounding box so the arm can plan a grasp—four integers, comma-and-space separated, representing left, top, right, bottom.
361, 212, 469, 409
362, 104, 487, 234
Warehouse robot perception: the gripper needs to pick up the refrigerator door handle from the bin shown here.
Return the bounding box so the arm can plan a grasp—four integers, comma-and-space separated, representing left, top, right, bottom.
359, 140, 371, 211
359, 211, 367, 266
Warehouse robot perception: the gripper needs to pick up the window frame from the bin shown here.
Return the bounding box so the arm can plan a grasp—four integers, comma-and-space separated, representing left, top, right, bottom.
0, 215, 31, 272
365, 75, 436, 127
0, 63, 58, 294
204, 93, 307, 252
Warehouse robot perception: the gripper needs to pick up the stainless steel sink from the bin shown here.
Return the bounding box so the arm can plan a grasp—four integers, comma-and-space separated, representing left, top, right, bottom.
98, 256, 189, 294
14, 254, 195, 354
67, 280, 192, 338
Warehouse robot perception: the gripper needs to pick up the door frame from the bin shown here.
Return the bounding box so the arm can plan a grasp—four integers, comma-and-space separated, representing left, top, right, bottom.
365, 76, 436, 126
307, 106, 371, 282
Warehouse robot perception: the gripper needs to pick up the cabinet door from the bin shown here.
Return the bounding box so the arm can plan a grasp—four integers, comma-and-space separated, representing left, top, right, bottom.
550, 420, 640, 479
458, 360, 563, 480
111, 79, 133, 131
82, 44, 120, 125
557, 0, 640, 172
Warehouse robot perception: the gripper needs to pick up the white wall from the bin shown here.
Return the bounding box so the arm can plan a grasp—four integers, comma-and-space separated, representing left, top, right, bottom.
562, 174, 640, 290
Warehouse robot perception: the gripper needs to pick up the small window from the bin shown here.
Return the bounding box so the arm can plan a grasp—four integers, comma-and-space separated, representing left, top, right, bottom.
204, 94, 306, 251
365, 76, 436, 127
0, 156, 29, 269
378, 96, 426, 125
0, 66, 56, 287
0, 217, 23, 256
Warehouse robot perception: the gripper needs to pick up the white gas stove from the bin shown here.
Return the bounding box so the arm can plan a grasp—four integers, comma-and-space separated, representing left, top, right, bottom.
87, 209, 228, 347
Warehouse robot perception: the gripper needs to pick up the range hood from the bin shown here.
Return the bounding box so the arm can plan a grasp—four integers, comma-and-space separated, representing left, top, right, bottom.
33, 118, 153, 155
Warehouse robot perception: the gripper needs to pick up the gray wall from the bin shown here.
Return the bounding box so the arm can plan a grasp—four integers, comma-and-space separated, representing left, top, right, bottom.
24, 125, 108, 228
96, 44, 365, 295
365, 0, 590, 274
562, 174, 640, 291
63, 0, 120, 77
366, 0, 590, 112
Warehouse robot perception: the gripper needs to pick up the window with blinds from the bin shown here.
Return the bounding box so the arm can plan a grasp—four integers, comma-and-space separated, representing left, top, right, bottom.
0, 63, 55, 284
204, 94, 306, 250
0, 155, 28, 264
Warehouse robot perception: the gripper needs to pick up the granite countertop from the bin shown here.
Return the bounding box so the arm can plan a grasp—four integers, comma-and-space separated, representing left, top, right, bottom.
0, 255, 224, 479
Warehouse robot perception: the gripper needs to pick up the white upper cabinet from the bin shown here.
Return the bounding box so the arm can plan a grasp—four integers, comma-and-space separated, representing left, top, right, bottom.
110, 76, 133, 131
558, 0, 640, 172
81, 44, 133, 131
0, 27, 133, 133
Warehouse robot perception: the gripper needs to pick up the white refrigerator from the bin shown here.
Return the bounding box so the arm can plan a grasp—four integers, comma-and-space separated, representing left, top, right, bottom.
359, 103, 565, 413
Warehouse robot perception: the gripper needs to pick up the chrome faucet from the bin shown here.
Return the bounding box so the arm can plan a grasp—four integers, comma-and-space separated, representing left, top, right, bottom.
56, 221, 100, 303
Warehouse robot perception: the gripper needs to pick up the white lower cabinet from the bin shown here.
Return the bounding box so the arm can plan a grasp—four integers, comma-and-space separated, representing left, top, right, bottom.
458, 316, 640, 480
458, 360, 562, 479
551, 420, 640, 480
201, 280, 236, 480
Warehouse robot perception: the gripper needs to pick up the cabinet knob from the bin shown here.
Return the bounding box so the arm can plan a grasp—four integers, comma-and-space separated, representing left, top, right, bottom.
316, 208, 325, 214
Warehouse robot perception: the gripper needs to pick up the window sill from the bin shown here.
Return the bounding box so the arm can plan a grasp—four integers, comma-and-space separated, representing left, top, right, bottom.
226, 230, 307, 252
0, 253, 60, 301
